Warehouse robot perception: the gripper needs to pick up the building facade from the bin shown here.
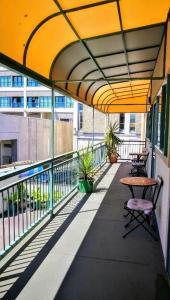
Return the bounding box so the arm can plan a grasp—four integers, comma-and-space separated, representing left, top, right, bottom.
0, 66, 145, 156
0, 66, 75, 121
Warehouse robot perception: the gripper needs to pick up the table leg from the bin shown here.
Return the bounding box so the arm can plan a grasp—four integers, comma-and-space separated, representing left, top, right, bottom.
128, 185, 135, 198
142, 186, 149, 199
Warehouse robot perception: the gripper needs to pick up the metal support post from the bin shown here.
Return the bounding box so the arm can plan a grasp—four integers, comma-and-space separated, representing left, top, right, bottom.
108, 113, 110, 126
92, 106, 95, 149
49, 84, 55, 218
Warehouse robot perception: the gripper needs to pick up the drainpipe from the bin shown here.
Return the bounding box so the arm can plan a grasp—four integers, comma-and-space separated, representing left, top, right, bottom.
49, 84, 55, 218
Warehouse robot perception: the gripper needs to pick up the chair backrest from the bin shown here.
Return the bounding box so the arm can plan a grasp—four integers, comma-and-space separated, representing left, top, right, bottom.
140, 152, 149, 165
142, 147, 147, 153
151, 176, 163, 209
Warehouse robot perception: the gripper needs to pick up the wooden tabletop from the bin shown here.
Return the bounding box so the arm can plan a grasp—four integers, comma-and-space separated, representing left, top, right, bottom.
120, 177, 157, 187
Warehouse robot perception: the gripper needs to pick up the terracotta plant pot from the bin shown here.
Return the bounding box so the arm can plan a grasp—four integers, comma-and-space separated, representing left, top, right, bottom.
109, 153, 118, 163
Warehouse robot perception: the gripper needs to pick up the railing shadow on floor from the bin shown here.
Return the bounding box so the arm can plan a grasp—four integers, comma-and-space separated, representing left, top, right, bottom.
0, 163, 112, 300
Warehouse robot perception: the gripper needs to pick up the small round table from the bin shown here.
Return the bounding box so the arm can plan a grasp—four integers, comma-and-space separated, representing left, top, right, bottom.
120, 177, 157, 198
129, 152, 148, 162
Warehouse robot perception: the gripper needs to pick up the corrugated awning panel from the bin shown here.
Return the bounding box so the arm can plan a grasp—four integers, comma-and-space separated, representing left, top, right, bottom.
0, 0, 169, 113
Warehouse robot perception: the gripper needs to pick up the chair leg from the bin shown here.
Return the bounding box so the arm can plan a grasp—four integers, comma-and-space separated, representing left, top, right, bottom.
123, 222, 142, 238
124, 211, 143, 228
141, 223, 158, 241
123, 211, 130, 218
123, 216, 158, 241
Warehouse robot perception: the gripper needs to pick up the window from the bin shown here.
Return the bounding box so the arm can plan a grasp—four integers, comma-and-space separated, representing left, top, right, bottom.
27, 78, 41, 87
119, 113, 125, 132
39, 96, 51, 107
12, 97, 24, 107
156, 80, 169, 156
0, 76, 12, 87
27, 97, 39, 108
65, 97, 74, 108
78, 103, 83, 111
0, 97, 11, 107
146, 108, 152, 140
60, 118, 70, 122
12, 76, 23, 87
157, 96, 162, 148
153, 98, 159, 146
55, 96, 65, 108
78, 103, 83, 129
130, 113, 136, 132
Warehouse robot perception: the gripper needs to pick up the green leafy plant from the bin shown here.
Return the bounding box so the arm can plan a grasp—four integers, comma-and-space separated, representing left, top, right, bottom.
3, 183, 26, 203
77, 146, 95, 182
104, 121, 122, 158
31, 188, 62, 203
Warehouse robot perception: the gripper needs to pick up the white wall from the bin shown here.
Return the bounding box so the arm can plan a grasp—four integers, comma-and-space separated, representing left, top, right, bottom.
146, 140, 170, 264
154, 149, 170, 263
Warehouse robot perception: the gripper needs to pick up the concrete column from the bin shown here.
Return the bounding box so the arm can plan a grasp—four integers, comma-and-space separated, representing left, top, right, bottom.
124, 113, 130, 135
23, 77, 27, 117
41, 112, 45, 119
140, 113, 146, 140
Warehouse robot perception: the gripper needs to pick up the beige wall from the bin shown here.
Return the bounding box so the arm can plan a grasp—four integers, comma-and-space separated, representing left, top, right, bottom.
135, 113, 142, 135
82, 105, 119, 133
0, 114, 73, 162
151, 36, 165, 102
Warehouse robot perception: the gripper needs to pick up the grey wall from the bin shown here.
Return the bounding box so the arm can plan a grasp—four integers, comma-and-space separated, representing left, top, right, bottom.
0, 113, 73, 162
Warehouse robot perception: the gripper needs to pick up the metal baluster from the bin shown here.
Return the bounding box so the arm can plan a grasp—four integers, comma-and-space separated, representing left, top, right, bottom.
21, 182, 24, 234
47, 169, 50, 210
17, 184, 20, 237
39, 175, 42, 218
1, 191, 5, 251
29, 178, 31, 227
26, 180, 28, 230
42, 172, 45, 215
36, 176, 39, 220
12, 186, 15, 242
33, 176, 35, 223
7, 189, 10, 246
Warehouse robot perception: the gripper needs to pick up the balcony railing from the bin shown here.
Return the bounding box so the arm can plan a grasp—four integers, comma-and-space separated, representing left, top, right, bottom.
118, 140, 146, 160
0, 143, 106, 257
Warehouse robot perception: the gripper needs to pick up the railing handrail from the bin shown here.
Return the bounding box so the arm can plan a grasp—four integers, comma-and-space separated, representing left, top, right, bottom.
119, 140, 145, 143
0, 155, 79, 193
0, 139, 144, 181
0, 141, 104, 182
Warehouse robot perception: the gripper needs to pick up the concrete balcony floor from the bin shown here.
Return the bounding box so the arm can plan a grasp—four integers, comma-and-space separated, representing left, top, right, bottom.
0, 163, 168, 300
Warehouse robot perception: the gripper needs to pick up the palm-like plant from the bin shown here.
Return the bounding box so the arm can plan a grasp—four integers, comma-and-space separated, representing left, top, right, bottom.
77, 146, 94, 181
104, 121, 122, 158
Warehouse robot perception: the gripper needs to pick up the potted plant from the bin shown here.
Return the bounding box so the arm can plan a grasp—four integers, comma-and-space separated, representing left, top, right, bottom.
77, 146, 95, 193
104, 121, 122, 163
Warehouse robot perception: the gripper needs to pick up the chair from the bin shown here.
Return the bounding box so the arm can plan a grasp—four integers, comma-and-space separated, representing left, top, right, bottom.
123, 176, 163, 240
130, 152, 149, 176
131, 147, 147, 163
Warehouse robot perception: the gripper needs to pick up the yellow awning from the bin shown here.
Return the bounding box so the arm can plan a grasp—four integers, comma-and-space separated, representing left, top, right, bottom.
0, 0, 169, 113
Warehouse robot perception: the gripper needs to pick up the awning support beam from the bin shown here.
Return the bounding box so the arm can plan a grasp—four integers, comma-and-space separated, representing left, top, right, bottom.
49, 84, 55, 218
53, 0, 117, 99
53, 77, 164, 83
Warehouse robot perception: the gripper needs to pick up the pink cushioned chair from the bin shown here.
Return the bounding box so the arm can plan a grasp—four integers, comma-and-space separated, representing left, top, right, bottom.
123, 176, 163, 240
